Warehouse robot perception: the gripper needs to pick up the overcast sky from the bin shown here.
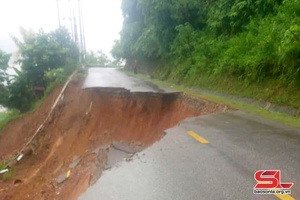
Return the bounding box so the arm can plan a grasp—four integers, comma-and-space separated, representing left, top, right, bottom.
0, 0, 123, 56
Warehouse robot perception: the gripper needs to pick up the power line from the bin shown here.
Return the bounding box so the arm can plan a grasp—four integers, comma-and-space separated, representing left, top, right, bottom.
56, 0, 61, 27
57, 0, 86, 63
78, 0, 86, 60
68, 0, 74, 40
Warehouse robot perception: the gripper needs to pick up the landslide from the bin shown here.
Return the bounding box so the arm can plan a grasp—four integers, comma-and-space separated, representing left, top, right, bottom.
0, 76, 226, 200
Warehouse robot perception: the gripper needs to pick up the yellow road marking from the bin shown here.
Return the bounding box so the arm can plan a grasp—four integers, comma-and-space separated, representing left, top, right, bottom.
186, 131, 295, 200
274, 194, 295, 200
187, 131, 209, 144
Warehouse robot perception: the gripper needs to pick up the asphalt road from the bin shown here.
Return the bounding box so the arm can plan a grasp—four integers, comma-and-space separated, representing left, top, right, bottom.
79, 68, 300, 200
83, 67, 175, 93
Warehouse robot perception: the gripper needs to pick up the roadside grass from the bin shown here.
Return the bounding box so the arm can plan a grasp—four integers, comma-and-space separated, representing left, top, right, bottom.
1, 169, 14, 180
74, 68, 88, 79
0, 161, 7, 170
126, 71, 300, 128
186, 75, 300, 110
0, 160, 14, 180
0, 110, 22, 131
0, 83, 56, 132
0, 69, 86, 132
0, 113, 7, 121
0, 161, 14, 180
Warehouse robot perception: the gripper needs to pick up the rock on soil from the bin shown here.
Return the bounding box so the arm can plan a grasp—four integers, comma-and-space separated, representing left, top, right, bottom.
0, 77, 226, 200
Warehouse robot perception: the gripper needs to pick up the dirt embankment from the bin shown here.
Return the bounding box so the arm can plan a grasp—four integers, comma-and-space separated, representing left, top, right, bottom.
0, 77, 226, 200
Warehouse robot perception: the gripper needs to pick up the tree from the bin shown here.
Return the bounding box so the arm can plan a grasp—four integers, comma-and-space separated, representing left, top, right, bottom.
111, 0, 145, 63
15, 27, 79, 87
6, 27, 79, 112
116, 0, 300, 93
85, 51, 110, 66
0, 50, 10, 107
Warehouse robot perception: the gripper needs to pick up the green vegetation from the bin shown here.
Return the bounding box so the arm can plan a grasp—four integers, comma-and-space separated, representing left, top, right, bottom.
0, 161, 14, 180
0, 27, 79, 129
0, 112, 7, 121
1, 169, 14, 180
0, 110, 21, 130
85, 50, 122, 66
128, 71, 300, 128
0, 161, 7, 170
113, 0, 300, 109
0, 50, 11, 107
85, 50, 111, 66
0, 27, 79, 113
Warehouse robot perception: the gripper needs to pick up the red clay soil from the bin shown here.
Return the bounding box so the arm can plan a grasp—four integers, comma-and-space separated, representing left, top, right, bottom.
0, 77, 226, 200
0, 86, 63, 160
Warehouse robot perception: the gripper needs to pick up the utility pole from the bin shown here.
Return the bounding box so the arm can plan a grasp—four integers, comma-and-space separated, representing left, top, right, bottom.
77, 0, 84, 62
77, 0, 86, 61
68, 0, 74, 40
56, 0, 61, 27
72, 8, 81, 63
64, 0, 85, 63
80, 6, 87, 61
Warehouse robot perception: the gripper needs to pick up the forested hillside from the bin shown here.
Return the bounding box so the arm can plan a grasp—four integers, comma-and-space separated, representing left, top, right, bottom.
112, 0, 300, 109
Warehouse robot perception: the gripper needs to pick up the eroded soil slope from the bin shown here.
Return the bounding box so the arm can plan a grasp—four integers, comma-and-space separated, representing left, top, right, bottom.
0, 77, 226, 200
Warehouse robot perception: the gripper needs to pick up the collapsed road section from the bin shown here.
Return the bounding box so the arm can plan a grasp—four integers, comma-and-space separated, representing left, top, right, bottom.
0, 74, 227, 200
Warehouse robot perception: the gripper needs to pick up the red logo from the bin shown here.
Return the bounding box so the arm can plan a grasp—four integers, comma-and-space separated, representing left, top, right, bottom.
254, 170, 293, 189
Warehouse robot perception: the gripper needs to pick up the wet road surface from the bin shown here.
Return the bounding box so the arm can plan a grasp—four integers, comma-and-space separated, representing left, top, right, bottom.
83, 68, 175, 93
79, 68, 299, 200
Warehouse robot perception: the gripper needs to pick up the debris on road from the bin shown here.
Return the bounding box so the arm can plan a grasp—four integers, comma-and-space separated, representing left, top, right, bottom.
112, 141, 137, 154
105, 147, 129, 170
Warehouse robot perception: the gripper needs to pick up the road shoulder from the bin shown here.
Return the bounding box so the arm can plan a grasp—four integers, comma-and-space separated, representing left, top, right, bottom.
124, 70, 300, 128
